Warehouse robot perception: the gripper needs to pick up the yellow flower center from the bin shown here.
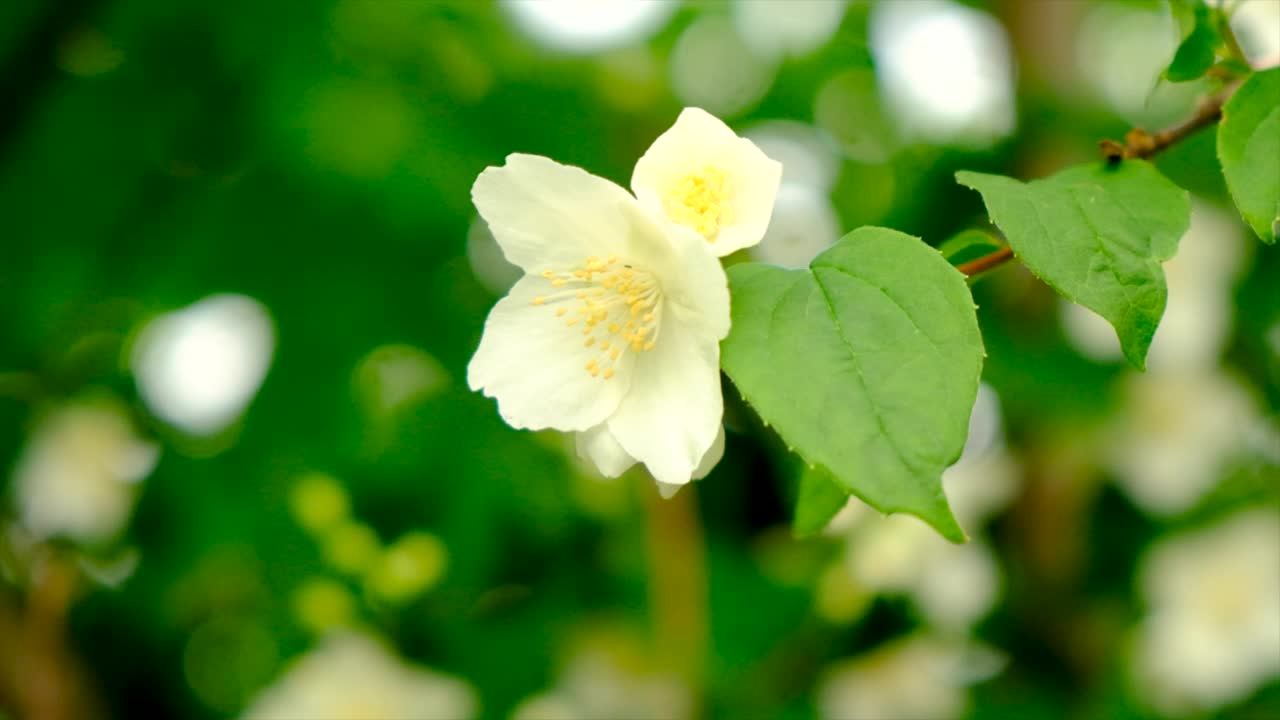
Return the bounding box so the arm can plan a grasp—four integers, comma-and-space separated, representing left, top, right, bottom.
531, 255, 661, 379
663, 166, 734, 241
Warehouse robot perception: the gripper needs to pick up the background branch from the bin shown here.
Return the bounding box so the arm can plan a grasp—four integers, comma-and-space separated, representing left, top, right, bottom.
642, 481, 708, 715
962, 85, 1241, 278
1099, 94, 1226, 161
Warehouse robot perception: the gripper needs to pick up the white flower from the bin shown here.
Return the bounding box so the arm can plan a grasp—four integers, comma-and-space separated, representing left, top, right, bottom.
511, 632, 691, 720
732, 0, 849, 60
241, 632, 476, 720
842, 513, 1001, 632
632, 107, 783, 256
749, 182, 841, 269
131, 293, 275, 436
12, 397, 158, 544
1107, 369, 1260, 517
816, 635, 1003, 720
1131, 510, 1280, 716
820, 384, 1018, 630
468, 154, 730, 487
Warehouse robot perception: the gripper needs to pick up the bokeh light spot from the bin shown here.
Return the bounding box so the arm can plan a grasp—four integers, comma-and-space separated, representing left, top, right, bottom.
870, 0, 1016, 146
290, 472, 352, 536
669, 15, 775, 118
365, 531, 448, 604
501, 0, 677, 55
292, 577, 357, 635
132, 294, 275, 437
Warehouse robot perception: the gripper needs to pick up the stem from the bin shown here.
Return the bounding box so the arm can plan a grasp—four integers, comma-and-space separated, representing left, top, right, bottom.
641, 480, 708, 709
1216, 3, 1251, 68
18, 554, 86, 720
1099, 93, 1226, 161
957, 246, 1014, 277
961, 75, 1241, 280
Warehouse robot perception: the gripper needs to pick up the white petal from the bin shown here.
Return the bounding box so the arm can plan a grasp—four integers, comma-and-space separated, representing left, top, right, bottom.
631, 107, 783, 256
472, 154, 636, 272
654, 425, 725, 499
607, 314, 723, 486
656, 481, 684, 499
712, 146, 783, 255
576, 424, 637, 478
692, 425, 726, 480
622, 210, 732, 341
468, 275, 632, 431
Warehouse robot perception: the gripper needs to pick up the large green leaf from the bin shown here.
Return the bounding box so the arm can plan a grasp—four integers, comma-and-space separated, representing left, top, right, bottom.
957, 162, 1190, 369
723, 227, 983, 542
1218, 67, 1280, 244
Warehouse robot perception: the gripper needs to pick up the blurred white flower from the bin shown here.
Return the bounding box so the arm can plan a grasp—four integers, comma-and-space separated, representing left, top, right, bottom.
469, 154, 730, 488
941, 383, 1019, 528
823, 384, 1018, 630
669, 16, 776, 118
1075, 3, 1180, 122
12, 397, 158, 544
511, 629, 691, 720
241, 632, 477, 720
731, 0, 848, 60
1107, 369, 1260, 517
501, 0, 677, 55
870, 0, 1016, 145
817, 634, 1002, 720
845, 514, 1000, 632
744, 121, 841, 194
1131, 510, 1280, 716
352, 344, 449, 417
132, 293, 275, 436
749, 183, 841, 269
1231, 0, 1280, 68
467, 214, 522, 295
632, 107, 783, 256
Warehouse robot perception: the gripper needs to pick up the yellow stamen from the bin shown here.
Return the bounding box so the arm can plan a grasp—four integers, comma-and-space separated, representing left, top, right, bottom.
663, 166, 734, 241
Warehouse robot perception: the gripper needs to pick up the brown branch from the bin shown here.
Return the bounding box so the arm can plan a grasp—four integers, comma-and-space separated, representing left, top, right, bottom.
962, 87, 1238, 279
1099, 94, 1226, 161
957, 246, 1014, 277
642, 480, 707, 713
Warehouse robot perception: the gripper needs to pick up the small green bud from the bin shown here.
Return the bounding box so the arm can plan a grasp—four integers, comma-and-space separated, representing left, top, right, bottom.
365, 531, 448, 604
289, 472, 350, 535
322, 521, 381, 576
292, 577, 355, 635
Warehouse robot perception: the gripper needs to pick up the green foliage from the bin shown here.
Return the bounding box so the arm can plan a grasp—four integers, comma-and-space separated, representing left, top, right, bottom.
3, 2, 1279, 718
792, 465, 848, 538
939, 229, 1006, 267
956, 162, 1191, 369
1218, 67, 1280, 244
1164, 0, 1221, 82
722, 227, 984, 543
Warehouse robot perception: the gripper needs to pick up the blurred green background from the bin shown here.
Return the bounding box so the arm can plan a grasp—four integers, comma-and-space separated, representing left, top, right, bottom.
1, 1, 1278, 719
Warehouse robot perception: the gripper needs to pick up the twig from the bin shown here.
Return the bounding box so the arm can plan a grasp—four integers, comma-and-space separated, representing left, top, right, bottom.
642, 480, 707, 713
1216, 3, 1252, 69
962, 87, 1238, 279
1099, 95, 1226, 161
18, 554, 96, 720
957, 246, 1014, 277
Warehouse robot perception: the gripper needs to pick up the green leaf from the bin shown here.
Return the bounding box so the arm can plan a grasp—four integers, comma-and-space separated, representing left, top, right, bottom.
956, 162, 1190, 369
1164, 1, 1221, 82
723, 227, 983, 543
793, 465, 848, 538
939, 229, 1005, 267
1218, 67, 1280, 244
